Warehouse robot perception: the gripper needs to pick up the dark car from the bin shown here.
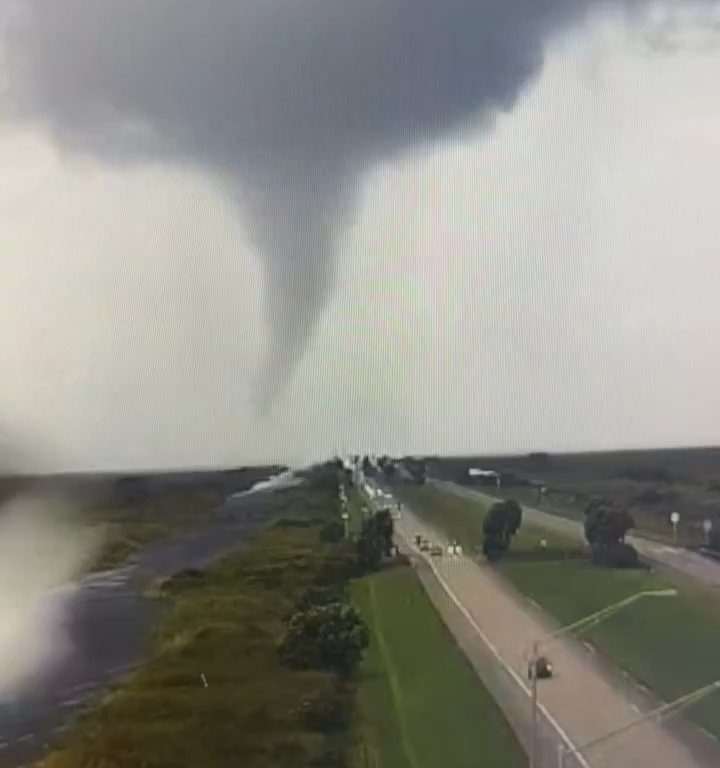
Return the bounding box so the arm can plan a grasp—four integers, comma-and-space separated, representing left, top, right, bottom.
529, 656, 553, 680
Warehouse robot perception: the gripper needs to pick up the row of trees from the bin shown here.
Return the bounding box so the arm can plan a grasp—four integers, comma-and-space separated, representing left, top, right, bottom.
480, 495, 640, 569
278, 499, 396, 678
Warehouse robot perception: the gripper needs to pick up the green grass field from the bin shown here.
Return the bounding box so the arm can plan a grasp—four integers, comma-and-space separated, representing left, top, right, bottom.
398, 484, 720, 738
352, 565, 526, 768
499, 559, 720, 735
491, 486, 691, 547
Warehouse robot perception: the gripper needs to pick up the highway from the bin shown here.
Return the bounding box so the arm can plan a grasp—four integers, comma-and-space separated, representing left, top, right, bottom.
434, 480, 720, 589
364, 481, 720, 768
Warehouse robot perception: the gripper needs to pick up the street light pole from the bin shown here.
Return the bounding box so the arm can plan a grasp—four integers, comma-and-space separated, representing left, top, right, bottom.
530, 639, 539, 768
557, 678, 720, 767
528, 589, 677, 768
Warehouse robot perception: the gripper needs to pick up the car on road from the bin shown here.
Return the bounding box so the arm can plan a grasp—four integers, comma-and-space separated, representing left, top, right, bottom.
529, 656, 553, 680
430, 544, 443, 557
419, 539, 431, 552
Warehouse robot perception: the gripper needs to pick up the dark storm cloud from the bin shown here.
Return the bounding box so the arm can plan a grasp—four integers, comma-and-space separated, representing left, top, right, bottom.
1, 0, 625, 405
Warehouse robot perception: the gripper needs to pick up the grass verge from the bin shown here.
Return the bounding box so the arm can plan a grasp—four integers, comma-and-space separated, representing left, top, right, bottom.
352, 565, 526, 768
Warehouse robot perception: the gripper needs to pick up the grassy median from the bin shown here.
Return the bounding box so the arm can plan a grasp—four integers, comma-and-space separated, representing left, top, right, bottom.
352, 565, 526, 768
396, 484, 720, 739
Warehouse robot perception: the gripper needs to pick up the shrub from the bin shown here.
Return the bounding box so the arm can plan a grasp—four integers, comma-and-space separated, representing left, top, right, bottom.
279, 602, 369, 676
293, 585, 345, 612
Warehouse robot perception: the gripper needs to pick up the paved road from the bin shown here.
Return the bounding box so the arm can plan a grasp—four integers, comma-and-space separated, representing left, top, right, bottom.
367, 482, 720, 768
435, 480, 720, 589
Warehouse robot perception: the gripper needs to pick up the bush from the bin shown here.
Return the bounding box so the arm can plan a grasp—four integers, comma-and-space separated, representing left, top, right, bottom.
293, 585, 345, 612
279, 602, 369, 676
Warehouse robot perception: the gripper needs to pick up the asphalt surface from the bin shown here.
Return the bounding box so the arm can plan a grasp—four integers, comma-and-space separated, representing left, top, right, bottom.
435, 480, 720, 589
0, 474, 295, 767
367, 481, 720, 768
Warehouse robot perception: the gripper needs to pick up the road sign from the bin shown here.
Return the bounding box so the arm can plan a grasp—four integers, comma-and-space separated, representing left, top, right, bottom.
670, 512, 680, 525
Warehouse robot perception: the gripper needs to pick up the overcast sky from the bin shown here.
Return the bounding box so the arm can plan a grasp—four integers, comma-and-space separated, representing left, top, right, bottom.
1, 2, 720, 471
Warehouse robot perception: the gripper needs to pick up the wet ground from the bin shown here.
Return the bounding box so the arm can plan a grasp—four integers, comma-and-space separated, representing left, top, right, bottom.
0, 473, 296, 767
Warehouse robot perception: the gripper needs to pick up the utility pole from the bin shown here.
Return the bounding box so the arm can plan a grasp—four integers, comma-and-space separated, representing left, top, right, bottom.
530, 640, 539, 768
528, 589, 677, 768
558, 679, 720, 766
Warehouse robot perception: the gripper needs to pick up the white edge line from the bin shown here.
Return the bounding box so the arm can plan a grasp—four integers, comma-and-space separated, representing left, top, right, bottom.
397, 527, 591, 768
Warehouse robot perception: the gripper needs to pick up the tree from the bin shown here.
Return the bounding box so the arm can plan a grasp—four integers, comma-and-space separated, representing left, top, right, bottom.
584, 500, 638, 568
361, 455, 376, 477
482, 500, 523, 560
355, 509, 394, 569
374, 509, 394, 555
279, 602, 369, 676
504, 500, 522, 541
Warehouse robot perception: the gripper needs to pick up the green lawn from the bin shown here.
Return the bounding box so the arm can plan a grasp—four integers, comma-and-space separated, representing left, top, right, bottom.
397, 485, 720, 738
498, 559, 720, 736
352, 566, 526, 768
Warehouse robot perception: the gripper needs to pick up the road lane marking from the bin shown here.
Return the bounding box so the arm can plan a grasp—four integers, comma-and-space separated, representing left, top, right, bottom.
394, 525, 591, 768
